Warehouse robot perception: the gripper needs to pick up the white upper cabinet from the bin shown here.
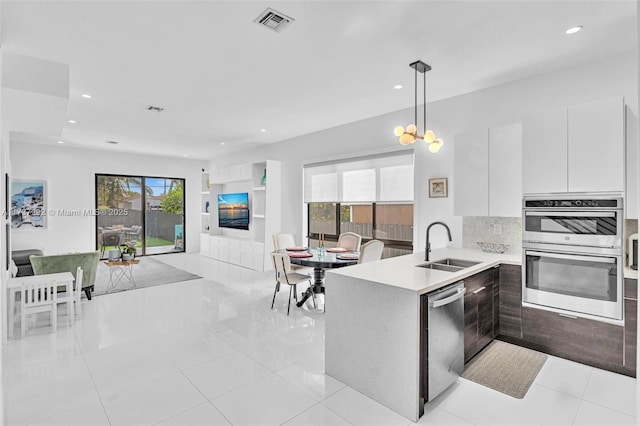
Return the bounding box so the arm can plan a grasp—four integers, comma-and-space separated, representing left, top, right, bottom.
523, 97, 624, 194
568, 97, 624, 193
454, 124, 522, 217
489, 123, 522, 217
522, 108, 568, 194
454, 129, 489, 216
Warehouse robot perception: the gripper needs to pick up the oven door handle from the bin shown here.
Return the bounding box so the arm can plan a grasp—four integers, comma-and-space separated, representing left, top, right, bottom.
525, 250, 616, 264
524, 211, 616, 218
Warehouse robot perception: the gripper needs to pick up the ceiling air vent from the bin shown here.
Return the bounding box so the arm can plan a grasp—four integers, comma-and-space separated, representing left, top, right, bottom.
105, 140, 119, 145
254, 8, 294, 33
146, 105, 165, 113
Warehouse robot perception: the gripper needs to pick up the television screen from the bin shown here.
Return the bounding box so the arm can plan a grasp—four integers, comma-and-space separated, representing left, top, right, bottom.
218, 192, 249, 230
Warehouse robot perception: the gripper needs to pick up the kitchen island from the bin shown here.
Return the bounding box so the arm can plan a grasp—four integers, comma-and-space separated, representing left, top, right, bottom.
324, 247, 521, 422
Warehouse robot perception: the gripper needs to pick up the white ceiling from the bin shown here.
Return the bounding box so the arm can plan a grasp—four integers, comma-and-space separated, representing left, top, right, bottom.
2, 1, 637, 159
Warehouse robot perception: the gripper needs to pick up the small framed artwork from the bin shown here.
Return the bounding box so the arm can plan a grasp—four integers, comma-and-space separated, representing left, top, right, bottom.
11, 179, 46, 229
429, 178, 448, 198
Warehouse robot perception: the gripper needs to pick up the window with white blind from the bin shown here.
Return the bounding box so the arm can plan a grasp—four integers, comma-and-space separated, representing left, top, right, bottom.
304, 151, 414, 258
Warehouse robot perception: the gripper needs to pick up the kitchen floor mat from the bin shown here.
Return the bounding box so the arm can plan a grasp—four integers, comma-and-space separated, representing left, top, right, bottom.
461, 340, 547, 399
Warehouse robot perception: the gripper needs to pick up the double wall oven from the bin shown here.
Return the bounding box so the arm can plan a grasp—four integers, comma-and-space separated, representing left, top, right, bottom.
522, 194, 623, 322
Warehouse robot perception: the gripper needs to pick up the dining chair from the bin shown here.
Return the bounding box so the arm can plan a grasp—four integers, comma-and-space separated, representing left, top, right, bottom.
358, 240, 384, 263
272, 233, 312, 275
21, 279, 57, 337
337, 232, 362, 252
74, 267, 84, 319
272, 253, 312, 315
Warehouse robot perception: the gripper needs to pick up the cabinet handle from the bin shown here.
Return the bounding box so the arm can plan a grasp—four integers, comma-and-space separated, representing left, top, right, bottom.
558, 313, 578, 319
472, 286, 486, 294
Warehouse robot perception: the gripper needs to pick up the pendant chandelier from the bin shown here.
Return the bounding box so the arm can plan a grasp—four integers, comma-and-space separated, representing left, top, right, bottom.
393, 60, 443, 153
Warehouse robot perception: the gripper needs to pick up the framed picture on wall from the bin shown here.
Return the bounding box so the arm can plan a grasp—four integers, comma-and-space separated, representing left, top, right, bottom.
429, 178, 448, 198
11, 180, 46, 229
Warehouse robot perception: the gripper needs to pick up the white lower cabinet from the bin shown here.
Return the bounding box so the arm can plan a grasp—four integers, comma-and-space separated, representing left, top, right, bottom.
207, 236, 266, 271
200, 234, 210, 255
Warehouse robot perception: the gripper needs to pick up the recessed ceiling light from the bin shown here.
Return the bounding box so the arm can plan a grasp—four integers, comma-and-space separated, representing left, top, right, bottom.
81, 93, 92, 99
220, 142, 226, 145
565, 26, 583, 35
260, 129, 267, 132
183, 154, 188, 157
394, 84, 403, 89
68, 119, 77, 124
57, 140, 64, 144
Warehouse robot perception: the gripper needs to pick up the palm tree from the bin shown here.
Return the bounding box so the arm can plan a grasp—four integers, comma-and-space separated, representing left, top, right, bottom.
97, 176, 151, 208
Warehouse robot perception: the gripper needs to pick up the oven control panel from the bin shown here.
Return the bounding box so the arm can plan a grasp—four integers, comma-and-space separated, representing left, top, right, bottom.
524, 199, 619, 208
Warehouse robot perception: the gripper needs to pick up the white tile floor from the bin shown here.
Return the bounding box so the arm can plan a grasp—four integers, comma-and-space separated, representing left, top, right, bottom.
2, 253, 637, 426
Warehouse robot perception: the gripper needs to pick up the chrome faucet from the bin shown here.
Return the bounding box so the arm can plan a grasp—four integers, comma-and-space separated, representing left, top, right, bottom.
426, 221, 452, 261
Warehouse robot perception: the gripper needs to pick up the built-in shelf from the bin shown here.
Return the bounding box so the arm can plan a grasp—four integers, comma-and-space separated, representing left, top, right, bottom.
252, 214, 265, 219
201, 212, 210, 216
201, 191, 210, 195
252, 187, 266, 192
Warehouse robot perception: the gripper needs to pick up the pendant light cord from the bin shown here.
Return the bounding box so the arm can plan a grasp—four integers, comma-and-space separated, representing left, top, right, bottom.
423, 71, 427, 135
414, 66, 418, 130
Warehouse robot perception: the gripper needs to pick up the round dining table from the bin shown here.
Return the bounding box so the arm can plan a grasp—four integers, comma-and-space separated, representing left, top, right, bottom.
279, 247, 359, 308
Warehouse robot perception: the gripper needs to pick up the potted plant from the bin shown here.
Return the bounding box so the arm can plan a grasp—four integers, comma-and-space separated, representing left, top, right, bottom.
119, 243, 136, 261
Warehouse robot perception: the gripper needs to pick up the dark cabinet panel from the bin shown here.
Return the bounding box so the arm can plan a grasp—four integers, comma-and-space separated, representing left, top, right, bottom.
624, 298, 637, 376
499, 264, 522, 338
624, 278, 637, 300
477, 284, 494, 350
493, 268, 500, 338
464, 268, 497, 363
522, 306, 623, 369
464, 293, 478, 363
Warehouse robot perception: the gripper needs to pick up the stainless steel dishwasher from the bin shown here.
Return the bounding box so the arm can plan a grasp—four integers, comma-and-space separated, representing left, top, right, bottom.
422, 281, 466, 402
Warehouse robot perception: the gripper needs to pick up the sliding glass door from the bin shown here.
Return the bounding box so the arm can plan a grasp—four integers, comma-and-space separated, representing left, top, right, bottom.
96, 174, 185, 259
144, 177, 184, 255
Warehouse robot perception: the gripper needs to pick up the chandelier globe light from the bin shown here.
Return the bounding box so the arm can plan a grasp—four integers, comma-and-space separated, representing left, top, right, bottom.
394, 60, 443, 153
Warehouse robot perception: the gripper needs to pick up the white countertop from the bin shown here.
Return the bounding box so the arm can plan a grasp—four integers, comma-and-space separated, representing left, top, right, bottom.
327, 247, 521, 295
624, 266, 638, 280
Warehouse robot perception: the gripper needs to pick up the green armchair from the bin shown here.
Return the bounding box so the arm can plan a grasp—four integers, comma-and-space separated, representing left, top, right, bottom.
30, 251, 100, 300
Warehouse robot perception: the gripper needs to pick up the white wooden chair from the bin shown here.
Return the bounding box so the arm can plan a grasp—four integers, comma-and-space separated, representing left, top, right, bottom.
74, 267, 84, 319
271, 253, 312, 315
358, 240, 384, 263
21, 280, 57, 337
338, 232, 362, 252
272, 233, 312, 275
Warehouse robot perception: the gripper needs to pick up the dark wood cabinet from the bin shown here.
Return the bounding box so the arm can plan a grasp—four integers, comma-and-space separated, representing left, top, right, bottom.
522, 306, 624, 369
498, 264, 522, 339
464, 268, 497, 363
623, 278, 637, 376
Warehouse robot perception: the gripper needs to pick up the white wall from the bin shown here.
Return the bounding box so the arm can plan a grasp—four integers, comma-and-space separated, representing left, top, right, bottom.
211, 52, 637, 253
10, 142, 205, 255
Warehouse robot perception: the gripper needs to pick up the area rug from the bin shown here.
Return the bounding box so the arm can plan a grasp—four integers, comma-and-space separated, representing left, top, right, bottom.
461, 340, 547, 399
93, 257, 202, 296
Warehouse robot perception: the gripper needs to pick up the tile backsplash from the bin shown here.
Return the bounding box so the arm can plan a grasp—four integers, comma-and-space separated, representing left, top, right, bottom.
462, 217, 522, 253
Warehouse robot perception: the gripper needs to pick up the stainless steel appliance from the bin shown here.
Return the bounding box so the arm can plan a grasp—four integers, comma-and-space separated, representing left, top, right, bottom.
629, 233, 638, 270
424, 282, 465, 401
522, 194, 623, 322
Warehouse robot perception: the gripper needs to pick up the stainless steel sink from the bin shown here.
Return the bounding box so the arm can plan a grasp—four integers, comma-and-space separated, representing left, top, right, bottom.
431, 258, 481, 268
418, 263, 464, 272
417, 258, 481, 273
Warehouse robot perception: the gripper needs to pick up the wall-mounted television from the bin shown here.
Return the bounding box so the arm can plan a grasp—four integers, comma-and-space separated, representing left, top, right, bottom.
218, 192, 250, 230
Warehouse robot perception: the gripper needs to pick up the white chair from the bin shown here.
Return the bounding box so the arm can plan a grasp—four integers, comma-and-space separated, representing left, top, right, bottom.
359, 240, 384, 263
21, 280, 57, 337
273, 233, 296, 251
74, 267, 84, 319
338, 232, 362, 252
272, 253, 312, 315
272, 233, 312, 275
